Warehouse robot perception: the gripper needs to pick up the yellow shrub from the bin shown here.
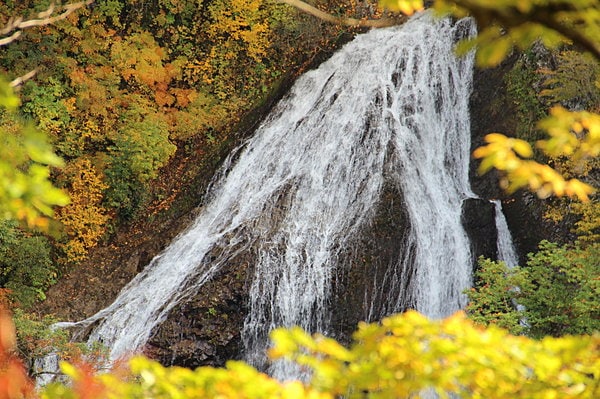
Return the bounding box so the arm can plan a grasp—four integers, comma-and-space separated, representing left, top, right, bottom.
56, 158, 109, 264
40, 311, 600, 399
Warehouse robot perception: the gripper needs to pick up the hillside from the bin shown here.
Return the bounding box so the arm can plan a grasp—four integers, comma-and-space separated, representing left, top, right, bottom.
1, 0, 598, 375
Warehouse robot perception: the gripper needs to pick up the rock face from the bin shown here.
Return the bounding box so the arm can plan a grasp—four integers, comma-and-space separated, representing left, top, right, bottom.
330, 183, 412, 344
145, 261, 250, 368
468, 55, 574, 265
468, 58, 518, 200
143, 185, 501, 368
462, 198, 498, 268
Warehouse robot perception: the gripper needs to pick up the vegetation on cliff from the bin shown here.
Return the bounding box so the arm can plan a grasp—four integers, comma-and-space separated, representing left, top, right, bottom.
0, 0, 373, 310
467, 241, 599, 337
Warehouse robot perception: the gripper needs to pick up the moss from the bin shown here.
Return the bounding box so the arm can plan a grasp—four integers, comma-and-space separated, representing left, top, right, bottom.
504, 52, 547, 143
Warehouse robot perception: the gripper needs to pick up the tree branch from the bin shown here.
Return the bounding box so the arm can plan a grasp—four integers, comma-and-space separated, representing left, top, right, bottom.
448, 0, 600, 61
530, 11, 600, 62
0, 31, 21, 46
0, 1, 95, 47
278, 0, 404, 28
10, 69, 38, 88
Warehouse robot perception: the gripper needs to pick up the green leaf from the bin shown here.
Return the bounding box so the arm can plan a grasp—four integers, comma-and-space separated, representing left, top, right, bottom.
0, 78, 20, 109
476, 36, 513, 67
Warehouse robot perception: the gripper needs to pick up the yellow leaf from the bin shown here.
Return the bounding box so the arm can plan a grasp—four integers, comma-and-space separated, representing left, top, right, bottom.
565, 179, 595, 202
484, 133, 508, 144
59, 361, 79, 379
380, 0, 424, 14
477, 36, 512, 67
512, 139, 533, 158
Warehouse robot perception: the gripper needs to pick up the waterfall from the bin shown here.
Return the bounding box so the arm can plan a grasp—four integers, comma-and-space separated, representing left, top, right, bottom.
241, 15, 476, 379
51, 12, 476, 382
492, 200, 527, 320
493, 200, 519, 267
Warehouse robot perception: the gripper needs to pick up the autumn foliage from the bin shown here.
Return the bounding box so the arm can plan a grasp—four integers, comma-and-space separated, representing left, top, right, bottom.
0, 309, 32, 399
0, 0, 357, 225
56, 158, 109, 263
270, 311, 600, 398
2, 306, 599, 399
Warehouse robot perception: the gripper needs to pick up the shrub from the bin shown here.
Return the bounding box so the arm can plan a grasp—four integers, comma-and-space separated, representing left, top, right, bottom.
56, 158, 110, 264
0, 221, 57, 308
466, 241, 600, 338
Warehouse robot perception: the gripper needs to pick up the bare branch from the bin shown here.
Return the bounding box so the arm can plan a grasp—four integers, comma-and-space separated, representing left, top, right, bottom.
0, 31, 21, 46
278, 0, 404, 28
38, 3, 57, 19
10, 69, 38, 88
0, 18, 22, 35
0, 1, 95, 47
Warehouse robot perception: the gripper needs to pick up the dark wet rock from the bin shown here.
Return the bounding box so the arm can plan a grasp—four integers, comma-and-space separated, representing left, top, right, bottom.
145, 261, 250, 368
468, 54, 574, 265
461, 198, 498, 267
502, 191, 576, 265
469, 58, 519, 200
330, 182, 412, 345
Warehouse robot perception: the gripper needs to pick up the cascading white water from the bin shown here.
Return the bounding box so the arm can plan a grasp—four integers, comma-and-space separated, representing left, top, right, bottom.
48, 12, 477, 382
493, 200, 519, 267
492, 199, 527, 321
241, 14, 476, 379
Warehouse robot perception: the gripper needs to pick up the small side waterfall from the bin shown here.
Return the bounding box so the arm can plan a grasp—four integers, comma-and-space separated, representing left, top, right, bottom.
493, 200, 519, 267
492, 200, 527, 320
49, 12, 478, 382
